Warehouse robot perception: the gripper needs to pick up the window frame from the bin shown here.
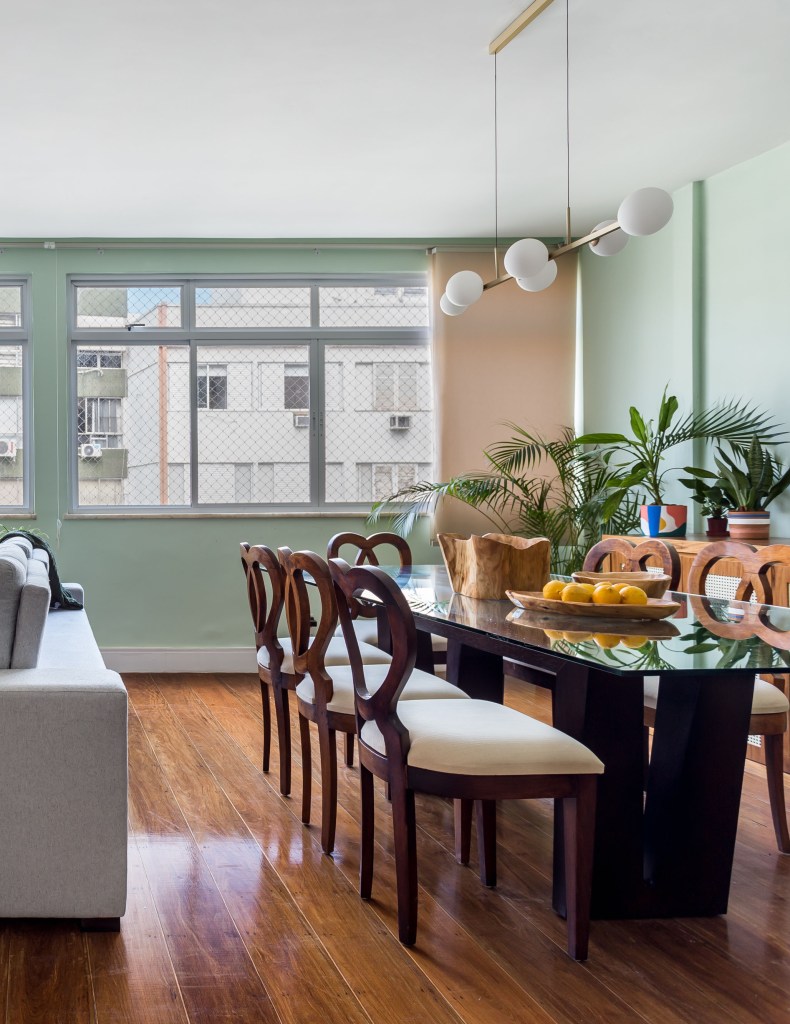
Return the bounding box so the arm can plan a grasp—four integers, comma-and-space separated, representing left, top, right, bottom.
67, 274, 431, 514
0, 276, 32, 513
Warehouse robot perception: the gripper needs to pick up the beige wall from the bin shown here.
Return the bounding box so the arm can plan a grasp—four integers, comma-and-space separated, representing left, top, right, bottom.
431, 249, 577, 535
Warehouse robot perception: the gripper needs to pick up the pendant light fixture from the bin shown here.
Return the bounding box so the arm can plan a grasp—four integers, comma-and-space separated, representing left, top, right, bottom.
440, 0, 673, 316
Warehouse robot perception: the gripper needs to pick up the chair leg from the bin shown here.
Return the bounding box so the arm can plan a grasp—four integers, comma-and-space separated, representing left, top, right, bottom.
476, 800, 497, 887
260, 680, 272, 774
318, 724, 338, 855
764, 733, 790, 854
390, 781, 418, 945
454, 799, 472, 865
345, 731, 355, 768
360, 764, 375, 899
642, 724, 651, 788
298, 712, 312, 825
272, 684, 292, 797
562, 775, 597, 962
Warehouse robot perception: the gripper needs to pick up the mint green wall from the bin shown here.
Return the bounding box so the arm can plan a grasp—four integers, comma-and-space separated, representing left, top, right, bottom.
0, 244, 436, 649
580, 141, 790, 533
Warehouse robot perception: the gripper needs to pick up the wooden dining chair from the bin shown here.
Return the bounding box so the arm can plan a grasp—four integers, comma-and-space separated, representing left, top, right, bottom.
329, 557, 604, 960
643, 540, 790, 853
327, 531, 448, 666
278, 548, 467, 855
582, 536, 682, 586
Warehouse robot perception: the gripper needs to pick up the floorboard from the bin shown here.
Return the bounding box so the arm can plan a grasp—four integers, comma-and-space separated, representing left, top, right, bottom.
1, 672, 789, 1024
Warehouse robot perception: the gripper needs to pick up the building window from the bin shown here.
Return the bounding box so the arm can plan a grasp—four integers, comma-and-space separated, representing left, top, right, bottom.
69, 276, 432, 511
0, 278, 30, 512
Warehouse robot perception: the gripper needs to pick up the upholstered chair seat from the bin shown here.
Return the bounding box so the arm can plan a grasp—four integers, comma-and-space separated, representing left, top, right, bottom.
295, 663, 467, 717
335, 618, 449, 654
258, 635, 391, 675
643, 675, 790, 716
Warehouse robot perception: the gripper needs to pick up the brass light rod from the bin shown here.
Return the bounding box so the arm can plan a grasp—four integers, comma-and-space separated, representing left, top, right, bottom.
489, 0, 556, 55
481, 220, 622, 291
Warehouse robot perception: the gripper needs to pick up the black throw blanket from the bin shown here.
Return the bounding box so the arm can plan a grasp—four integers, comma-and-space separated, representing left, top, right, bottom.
3, 530, 84, 609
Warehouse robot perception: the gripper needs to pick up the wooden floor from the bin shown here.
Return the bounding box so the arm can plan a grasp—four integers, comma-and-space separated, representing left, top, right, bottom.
2, 673, 789, 1024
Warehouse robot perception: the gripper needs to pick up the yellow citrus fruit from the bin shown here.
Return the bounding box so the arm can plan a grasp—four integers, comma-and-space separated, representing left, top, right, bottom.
593, 633, 621, 649
611, 582, 632, 593
577, 583, 596, 595
562, 630, 593, 642
592, 584, 622, 605
561, 583, 593, 603
620, 635, 649, 648
542, 580, 566, 600
619, 585, 648, 605
544, 628, 564, 641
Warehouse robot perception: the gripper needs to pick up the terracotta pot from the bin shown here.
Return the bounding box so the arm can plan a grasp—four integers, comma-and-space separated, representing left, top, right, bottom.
705, 517, 729, 538
639, 504, 688, 538
726, 509, 770, 541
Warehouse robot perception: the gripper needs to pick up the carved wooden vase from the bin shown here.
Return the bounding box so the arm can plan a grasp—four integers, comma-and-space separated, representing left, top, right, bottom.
437, 532, 551, 600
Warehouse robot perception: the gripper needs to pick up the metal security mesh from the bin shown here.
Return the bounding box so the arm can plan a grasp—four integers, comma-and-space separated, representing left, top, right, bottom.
197, 345, 311, 504
75, 286, 182, 328
319, 286, 429, 328
0, 344, 25, 507
323, 344, 433, 502
76, 345, 190, 507
195, 286, 311, 328
0, 287, 22, 327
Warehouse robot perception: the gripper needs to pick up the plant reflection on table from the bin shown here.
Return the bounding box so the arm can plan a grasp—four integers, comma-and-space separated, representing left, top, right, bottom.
544, 632, 678, 672
677, 622, 790, 672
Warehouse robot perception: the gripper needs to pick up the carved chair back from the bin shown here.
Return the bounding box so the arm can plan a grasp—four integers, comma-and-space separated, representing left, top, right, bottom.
240, 542, 287, 673
582, 537, 681, 588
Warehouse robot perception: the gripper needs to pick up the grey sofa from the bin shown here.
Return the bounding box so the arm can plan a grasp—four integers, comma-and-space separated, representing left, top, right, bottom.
0, 535, 128, 928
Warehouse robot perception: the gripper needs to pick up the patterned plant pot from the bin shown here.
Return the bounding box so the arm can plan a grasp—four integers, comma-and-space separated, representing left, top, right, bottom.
726, 509, 770, 541
640, 504, 688, 538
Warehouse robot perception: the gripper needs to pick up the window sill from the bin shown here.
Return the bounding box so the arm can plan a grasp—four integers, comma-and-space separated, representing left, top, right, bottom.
63, 510, 383, 520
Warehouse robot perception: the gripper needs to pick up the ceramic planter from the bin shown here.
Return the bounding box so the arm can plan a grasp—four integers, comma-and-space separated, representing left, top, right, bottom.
705, 517, 729, 538
726, 509, 770, 540
640, 504, 688, 538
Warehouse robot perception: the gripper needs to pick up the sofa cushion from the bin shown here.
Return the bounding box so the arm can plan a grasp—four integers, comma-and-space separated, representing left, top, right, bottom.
0, 545, 27, 669
11, 558, 51, 669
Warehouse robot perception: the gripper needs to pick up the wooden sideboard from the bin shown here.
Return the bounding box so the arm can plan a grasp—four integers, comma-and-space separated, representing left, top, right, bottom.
603, 534, 790, 773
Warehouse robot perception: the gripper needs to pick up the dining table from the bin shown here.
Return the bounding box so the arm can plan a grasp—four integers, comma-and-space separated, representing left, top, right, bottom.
374, 564, 790, 922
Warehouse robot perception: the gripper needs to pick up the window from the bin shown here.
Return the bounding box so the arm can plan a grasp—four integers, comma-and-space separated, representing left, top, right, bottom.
69, 276, 432, 511
197, 363, 228, 410
0, 279, 30, 511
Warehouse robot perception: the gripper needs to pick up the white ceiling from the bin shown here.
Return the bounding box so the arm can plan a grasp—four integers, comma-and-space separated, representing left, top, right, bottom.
2, 0, 789, 239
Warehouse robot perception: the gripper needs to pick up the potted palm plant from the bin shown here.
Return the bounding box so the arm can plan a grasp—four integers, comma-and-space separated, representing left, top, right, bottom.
575, 388, 784, 538
710, 436, 790, 540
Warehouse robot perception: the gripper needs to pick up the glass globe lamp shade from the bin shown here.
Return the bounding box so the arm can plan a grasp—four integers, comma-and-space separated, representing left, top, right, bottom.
516, 259, 558, 292
617, 187, 674, 237
589, 220, 628, 256
504, 238, 549, 280
445, 270, 483, 307
440, 293, 467, 317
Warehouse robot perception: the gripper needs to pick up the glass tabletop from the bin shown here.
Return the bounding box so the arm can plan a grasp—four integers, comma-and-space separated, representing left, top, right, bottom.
379, 565, 790, 677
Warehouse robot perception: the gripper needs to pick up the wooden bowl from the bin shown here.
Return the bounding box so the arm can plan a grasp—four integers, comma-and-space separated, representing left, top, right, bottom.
570, 570, 672, 600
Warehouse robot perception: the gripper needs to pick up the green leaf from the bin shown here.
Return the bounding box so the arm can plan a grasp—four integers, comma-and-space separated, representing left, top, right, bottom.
657, 392, 679, 433
629, 407, 648, 444
574, 432, 629, 445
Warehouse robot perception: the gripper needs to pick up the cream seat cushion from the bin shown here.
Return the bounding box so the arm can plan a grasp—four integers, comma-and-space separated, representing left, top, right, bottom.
335, 619, 449, 653
642, 675, 789, 716
257, 636, 391, 677
361, 699, 604, 776
295, 663, 468, 716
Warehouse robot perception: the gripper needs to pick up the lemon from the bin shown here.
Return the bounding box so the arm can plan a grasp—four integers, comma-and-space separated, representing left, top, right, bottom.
563, 630, 593, 642
593, 633, 621, 649
620, 635, 649, 649
561, 583, 593, 603
543, 628, 564, 641
577, 583, 596, 595
611, 582, 632, 593
619, 585, 648, 606
592, 583, 622, 605
542, 580, 566, 600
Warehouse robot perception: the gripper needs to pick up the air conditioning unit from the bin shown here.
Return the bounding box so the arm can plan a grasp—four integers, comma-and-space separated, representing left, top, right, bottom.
293, 413, 310, 429
0, 439, 17, 458
79, 443, 103, 459
389, 415, 411, 431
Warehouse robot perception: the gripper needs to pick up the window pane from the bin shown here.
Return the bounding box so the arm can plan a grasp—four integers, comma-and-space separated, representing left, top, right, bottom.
324, 344, 434, 503
76, 345, 191, 507
195, 286, 311, 328
0, 287, 23, 328
75, 285, 182, 328
319, 285, 429, 328
197, 344, 311, 504
0, 344, 25, 508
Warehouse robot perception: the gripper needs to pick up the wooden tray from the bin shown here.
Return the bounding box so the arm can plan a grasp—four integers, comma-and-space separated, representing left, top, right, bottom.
505, 590, 681, 622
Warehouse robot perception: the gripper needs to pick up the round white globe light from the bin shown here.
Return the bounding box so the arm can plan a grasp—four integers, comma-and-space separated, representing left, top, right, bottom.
504, 238, 549, 280
589, 220, 628, 256
439, 292, 467, 317
445, 270, 483, 307
617, 187, 674, 237
516, 259, 558, 292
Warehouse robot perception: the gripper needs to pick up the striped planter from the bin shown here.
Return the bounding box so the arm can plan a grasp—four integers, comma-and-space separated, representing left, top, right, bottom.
639, 504, 688, 538
726, 509, 770, 540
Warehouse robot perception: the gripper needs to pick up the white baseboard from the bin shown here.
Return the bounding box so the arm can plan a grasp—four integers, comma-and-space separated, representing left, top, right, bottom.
100, 647, 257, 673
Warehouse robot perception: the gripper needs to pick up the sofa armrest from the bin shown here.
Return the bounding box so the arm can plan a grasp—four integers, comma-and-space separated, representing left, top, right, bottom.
0, 668, 128, 919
